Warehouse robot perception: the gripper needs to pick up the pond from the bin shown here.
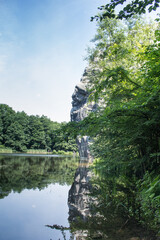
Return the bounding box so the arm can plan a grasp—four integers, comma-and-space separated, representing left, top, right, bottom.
0, 154, 158, 240
0, 153, 78, 240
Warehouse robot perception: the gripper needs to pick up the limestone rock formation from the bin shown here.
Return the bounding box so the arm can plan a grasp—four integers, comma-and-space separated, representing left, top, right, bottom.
70, 68, 97, 158
70, 82, 88, 122
76, 136, 92, 160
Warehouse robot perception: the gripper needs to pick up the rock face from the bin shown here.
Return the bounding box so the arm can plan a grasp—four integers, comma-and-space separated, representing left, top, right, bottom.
70, 82, 88, 122
70, 69, 97, 158
76, 136, 91, 160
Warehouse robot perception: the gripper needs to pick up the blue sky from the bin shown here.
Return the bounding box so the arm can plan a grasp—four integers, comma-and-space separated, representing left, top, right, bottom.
0, 0, 107, 122
0, 0, 158, 122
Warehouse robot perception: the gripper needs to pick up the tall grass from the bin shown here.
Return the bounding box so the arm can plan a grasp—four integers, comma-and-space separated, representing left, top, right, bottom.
0, 148, 13, 153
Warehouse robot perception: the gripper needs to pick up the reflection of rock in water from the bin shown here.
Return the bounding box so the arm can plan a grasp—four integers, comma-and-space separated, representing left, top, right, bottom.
68, 159, 92, 239
68, 160, 158, 240
68, 160, 92, 221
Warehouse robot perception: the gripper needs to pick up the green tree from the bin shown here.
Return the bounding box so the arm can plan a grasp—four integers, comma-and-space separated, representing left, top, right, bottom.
92, 0, 160, 21
0, 104, 15, 144
0, 104, 77, 152
5, 122, 27, 152
52, 122, 78, 152
73, 15, 160, 233
39, 115, 60, 151
28, 115, 46, 149
0, 117, 3, 144
15, 111, 30, 146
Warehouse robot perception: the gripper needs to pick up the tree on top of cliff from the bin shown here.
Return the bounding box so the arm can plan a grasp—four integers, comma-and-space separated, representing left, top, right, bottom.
91, 0, 160, 21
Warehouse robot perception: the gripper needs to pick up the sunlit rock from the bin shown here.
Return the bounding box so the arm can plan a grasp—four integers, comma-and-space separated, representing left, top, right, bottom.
70, 68, 97, 158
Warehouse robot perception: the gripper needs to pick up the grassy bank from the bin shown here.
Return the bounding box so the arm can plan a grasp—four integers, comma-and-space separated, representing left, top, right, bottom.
26, 149, 49, 154
0, 147, 13, 153
52, 150, 79, 156
0, 147, 79, 156
27, 149, 79, 156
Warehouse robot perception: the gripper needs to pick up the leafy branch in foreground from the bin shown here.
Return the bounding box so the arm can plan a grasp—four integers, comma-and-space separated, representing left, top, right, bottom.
91, 0, 160, 21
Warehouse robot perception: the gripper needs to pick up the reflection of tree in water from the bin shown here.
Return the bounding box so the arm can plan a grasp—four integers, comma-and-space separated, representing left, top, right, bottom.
0, 154, 78, 199
67, 159, 158, 240
46, 224, 74, 240
43, 156, 158, 240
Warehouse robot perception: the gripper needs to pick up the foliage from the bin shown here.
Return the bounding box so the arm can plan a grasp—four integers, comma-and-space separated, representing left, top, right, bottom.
137, 172, 160, 233
70, 15, 160, 234
0, 104, 77, 152
52, 122, 78, 152
91, 0, 160, 21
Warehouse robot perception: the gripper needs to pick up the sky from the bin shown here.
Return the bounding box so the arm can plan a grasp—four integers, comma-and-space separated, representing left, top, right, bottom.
0, 0, 108, 122
0, 0, 158, 123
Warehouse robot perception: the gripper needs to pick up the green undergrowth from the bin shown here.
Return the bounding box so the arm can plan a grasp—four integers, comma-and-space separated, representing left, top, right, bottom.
52, 149, 79, 156
0, 146, 79, 157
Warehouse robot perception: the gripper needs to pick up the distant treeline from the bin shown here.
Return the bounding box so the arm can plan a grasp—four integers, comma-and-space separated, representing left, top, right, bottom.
0, 104, 77, 152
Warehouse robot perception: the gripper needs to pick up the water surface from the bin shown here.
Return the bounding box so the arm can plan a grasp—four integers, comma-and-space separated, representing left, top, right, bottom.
0, 154, 78, 240
0, 154, 158, 240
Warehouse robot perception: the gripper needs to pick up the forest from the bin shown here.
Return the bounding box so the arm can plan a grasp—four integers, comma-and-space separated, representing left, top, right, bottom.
0, 104, 77, 153
65, 2, 160, 236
